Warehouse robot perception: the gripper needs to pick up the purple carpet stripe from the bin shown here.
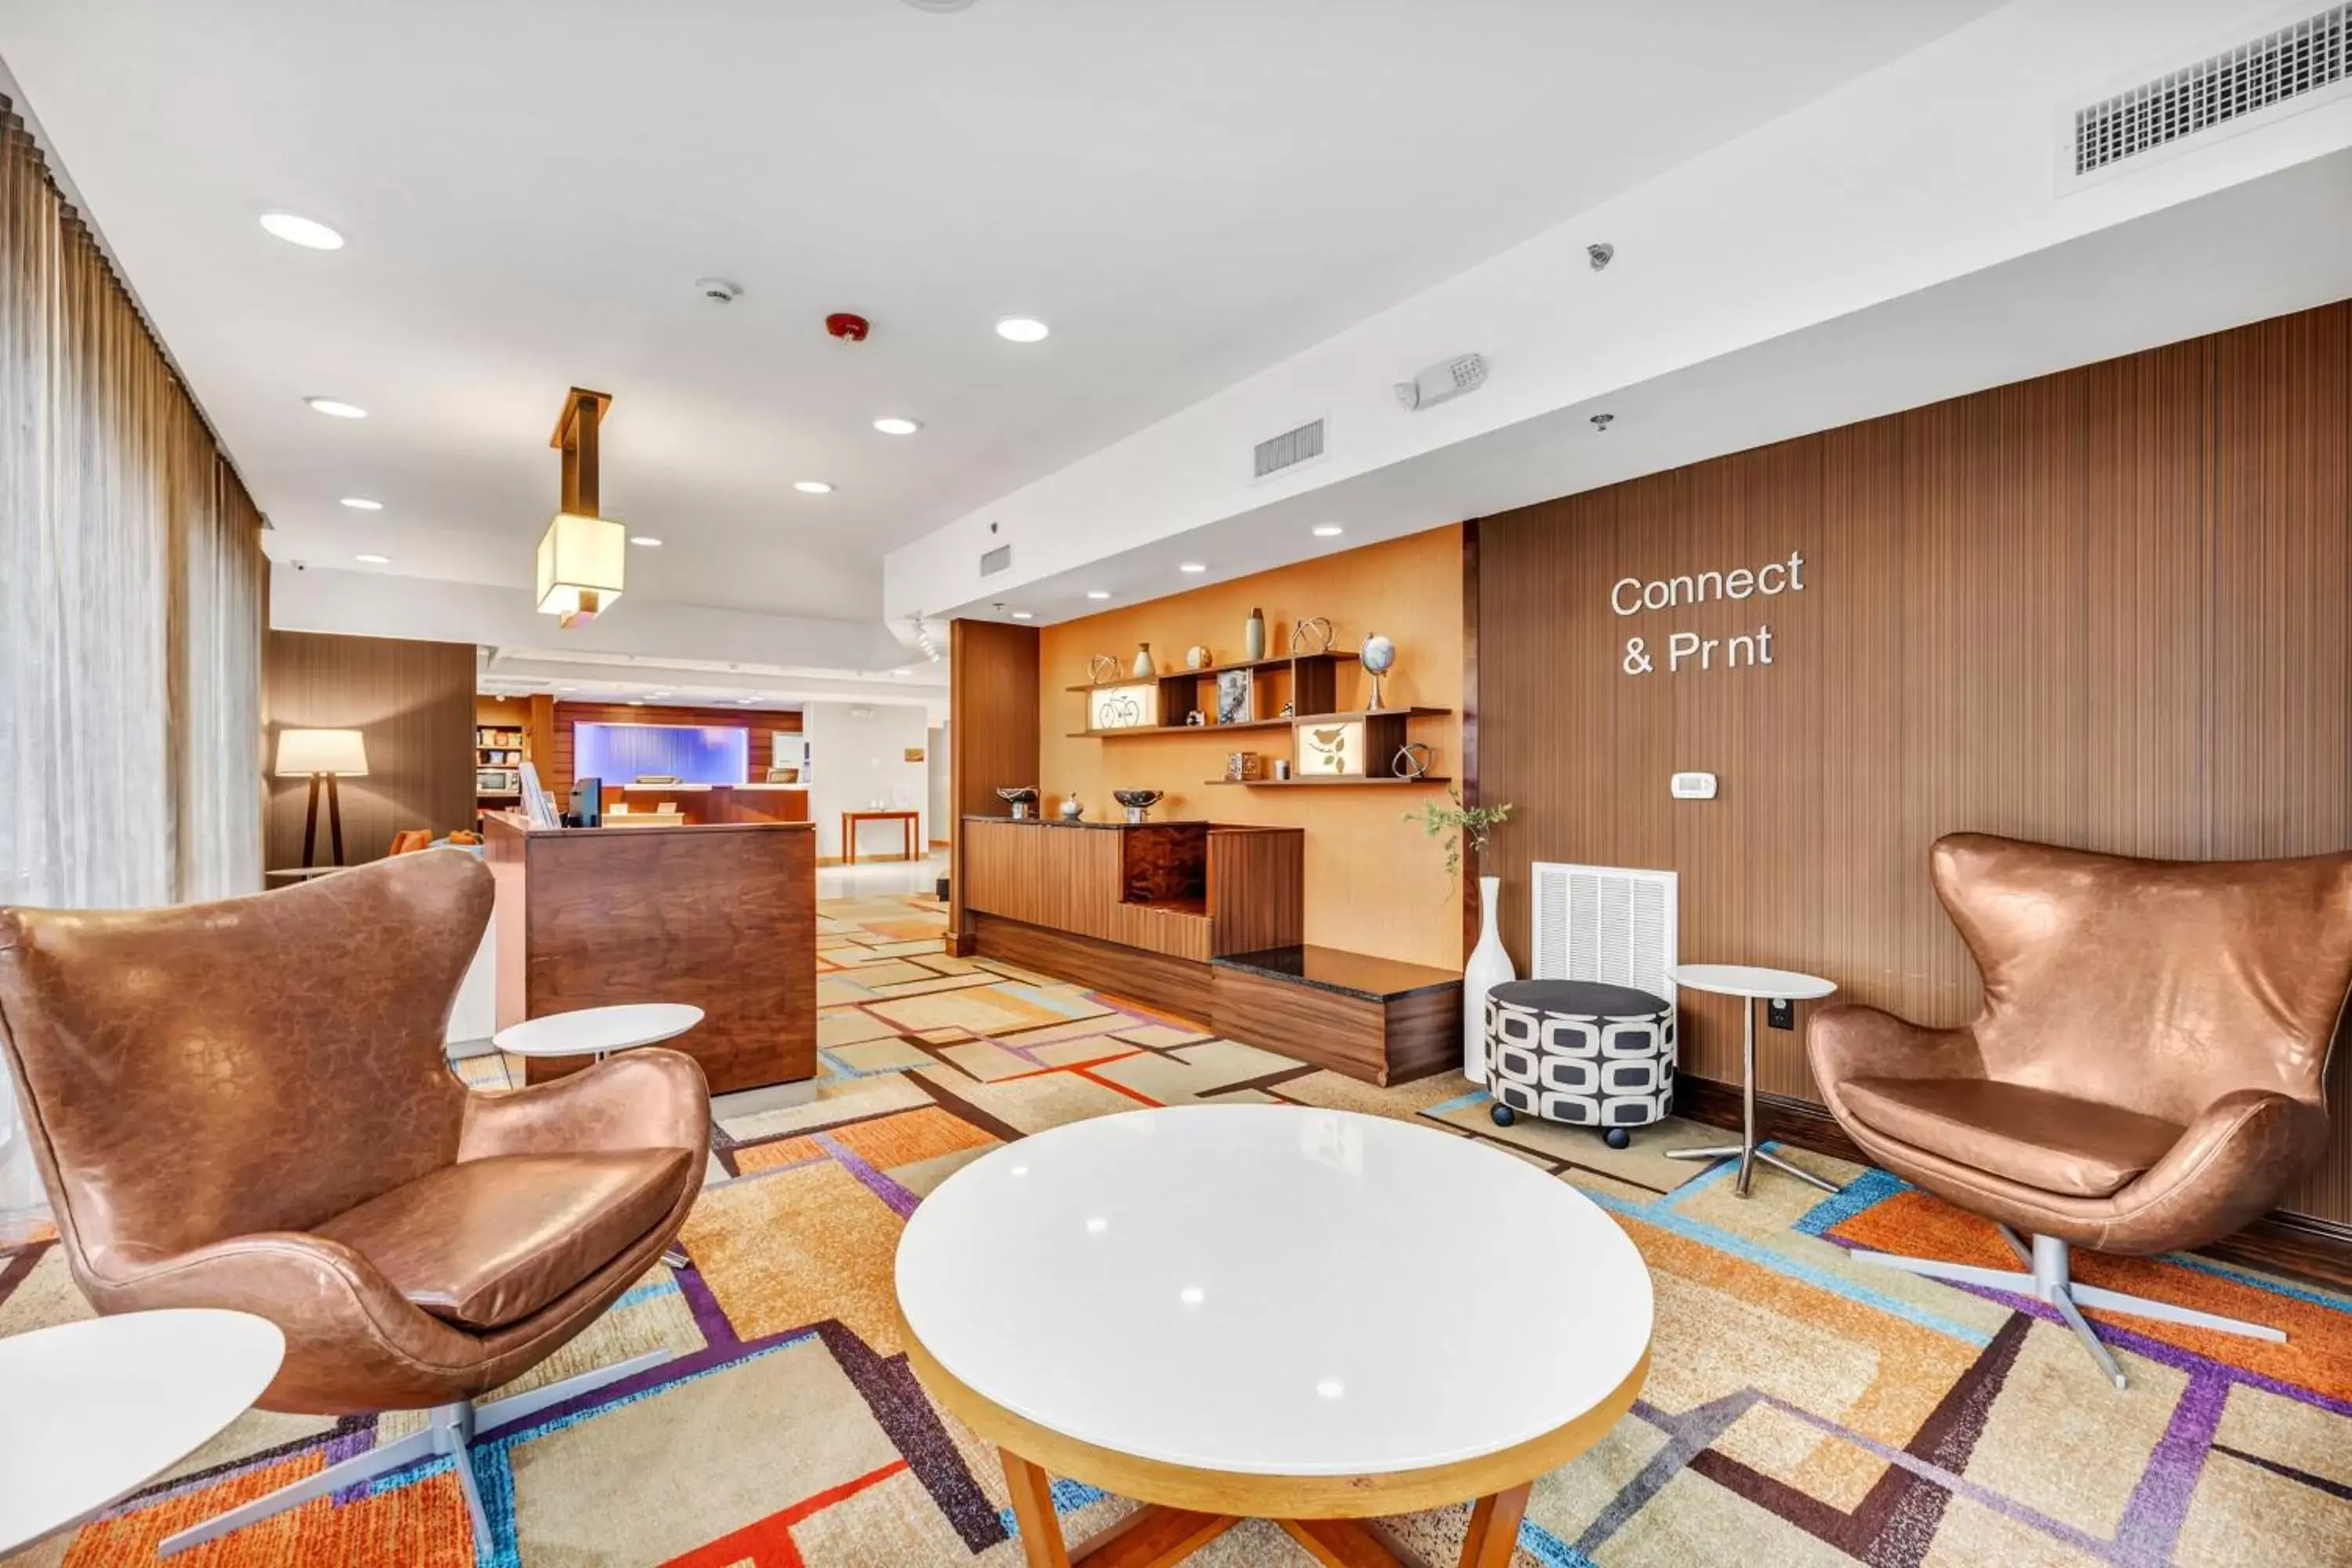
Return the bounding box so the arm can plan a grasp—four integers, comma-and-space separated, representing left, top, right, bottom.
1755, 1392, 2127, 1563
103, 1414, 380, 1515
816, 1130, 925, 1218
474, 1323, 823, 1444
672, 1251, 742, 1351
813, 1319, 1008, 1552
2114, 1365, 2230, 1566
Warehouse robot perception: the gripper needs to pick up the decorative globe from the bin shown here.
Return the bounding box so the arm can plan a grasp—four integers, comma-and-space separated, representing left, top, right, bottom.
1360, 633, 1396, 676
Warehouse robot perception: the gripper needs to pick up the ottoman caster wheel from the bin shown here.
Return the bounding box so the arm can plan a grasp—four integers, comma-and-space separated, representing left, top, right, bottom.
1490, 1104, 1516, 1127
1603, 1127, 1632, 1151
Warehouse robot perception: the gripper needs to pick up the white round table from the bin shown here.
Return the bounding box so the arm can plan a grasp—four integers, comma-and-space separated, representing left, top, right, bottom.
896, 1106, 1653, 1567
0, 1309, 285, 1555
1667, 963, 1840, 1198
493, 1002, 704, 1063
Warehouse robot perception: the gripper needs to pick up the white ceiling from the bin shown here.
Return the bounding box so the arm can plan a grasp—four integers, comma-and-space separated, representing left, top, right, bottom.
0, 0, 1997, 627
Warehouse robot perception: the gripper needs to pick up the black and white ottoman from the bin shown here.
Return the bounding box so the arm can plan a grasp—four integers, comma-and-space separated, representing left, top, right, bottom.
1485, 979, 1675, 1149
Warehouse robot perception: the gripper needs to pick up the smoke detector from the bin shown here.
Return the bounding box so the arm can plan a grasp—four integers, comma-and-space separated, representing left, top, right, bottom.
695, 276, 742, 303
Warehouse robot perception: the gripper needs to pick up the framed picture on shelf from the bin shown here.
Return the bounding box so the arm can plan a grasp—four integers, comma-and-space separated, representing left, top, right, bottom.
1214, 668, 1254, 725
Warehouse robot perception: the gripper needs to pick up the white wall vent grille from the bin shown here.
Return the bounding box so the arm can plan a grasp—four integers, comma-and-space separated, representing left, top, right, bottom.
979, 543, 1011, 577
1530, 862, 1678, 1007
2073, 6, 2347, 177
1252, 418, 1325, 480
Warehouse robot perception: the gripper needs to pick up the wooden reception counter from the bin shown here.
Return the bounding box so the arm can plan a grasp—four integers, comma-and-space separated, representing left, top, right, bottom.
484, 812, 815, 1091
597, 782, 810, 826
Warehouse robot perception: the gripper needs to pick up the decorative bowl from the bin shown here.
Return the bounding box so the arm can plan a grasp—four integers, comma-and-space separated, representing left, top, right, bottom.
995, 786, 1041, 822
1112, 788, 1165, 824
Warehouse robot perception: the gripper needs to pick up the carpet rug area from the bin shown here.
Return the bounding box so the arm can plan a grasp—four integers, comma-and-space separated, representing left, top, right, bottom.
2, 893, 2348, 1566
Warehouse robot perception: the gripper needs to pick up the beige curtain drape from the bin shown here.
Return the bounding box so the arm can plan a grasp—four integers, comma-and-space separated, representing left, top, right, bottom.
0, 94, 266, 1225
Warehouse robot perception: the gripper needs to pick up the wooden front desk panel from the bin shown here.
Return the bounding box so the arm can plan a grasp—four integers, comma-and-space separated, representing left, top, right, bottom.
598, 783, 811, 826
485, 813, 815, 1091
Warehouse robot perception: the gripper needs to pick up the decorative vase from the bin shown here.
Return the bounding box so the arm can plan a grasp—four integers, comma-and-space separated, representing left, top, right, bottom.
1186, 645, 1210, 670
1463, 875, 1515, 1084
1244, 608, 1266, 661
1131, 642, 1155, 678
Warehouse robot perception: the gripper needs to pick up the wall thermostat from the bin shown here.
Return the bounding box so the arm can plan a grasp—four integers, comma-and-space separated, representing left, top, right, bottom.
1670, 771, 1718, 800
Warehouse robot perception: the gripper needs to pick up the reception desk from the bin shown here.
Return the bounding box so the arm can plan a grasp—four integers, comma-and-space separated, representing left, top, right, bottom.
484, 812, 815, 1091
599, 782, 810, 826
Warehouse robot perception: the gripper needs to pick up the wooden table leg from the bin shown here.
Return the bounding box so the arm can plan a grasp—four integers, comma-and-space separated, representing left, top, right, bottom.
1001, 1450, 1073, 1568
1457, 1483, 1531, 1568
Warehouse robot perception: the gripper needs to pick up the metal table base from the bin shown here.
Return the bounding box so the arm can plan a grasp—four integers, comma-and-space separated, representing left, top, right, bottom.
1665, 989, 1840, 1198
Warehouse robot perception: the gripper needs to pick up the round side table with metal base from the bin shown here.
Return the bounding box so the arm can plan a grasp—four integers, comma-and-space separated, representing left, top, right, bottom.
1665, 964, 1841, 1198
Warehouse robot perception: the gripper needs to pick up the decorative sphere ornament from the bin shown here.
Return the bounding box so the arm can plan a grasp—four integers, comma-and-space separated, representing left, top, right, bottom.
1360, 633, 1397, 710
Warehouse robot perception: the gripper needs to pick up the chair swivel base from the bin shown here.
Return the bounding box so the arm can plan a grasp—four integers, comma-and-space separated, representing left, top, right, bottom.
1850, 1229, 2284, 1391
1666, 1140, 1842, 1197
158, 1348, 670, 1558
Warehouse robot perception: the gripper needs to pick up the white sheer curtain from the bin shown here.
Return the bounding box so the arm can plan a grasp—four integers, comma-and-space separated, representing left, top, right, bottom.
0, 97, 265, 1229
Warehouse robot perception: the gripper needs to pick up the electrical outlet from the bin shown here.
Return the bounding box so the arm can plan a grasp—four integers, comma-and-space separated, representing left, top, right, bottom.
1768, 997, 1795, 1031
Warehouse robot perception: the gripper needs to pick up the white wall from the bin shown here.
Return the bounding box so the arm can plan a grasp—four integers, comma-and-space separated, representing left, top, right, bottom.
804, 701, 933, 860
927, 724, 951, 846
884, 0, 2352, 625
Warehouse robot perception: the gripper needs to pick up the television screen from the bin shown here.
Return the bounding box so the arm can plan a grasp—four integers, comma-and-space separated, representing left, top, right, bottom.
575, 724, 748, 785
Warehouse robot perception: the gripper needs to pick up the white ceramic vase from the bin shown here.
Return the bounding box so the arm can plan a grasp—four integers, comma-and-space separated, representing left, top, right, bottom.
1463, 874, 1515, 1083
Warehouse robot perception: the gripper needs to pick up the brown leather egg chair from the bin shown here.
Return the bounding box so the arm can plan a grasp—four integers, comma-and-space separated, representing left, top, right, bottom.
1808, 833, 2352, 1388
0, 851, 710, 1556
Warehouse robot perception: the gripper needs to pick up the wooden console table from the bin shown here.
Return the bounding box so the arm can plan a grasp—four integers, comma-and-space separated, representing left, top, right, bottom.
842, 809, 921, 864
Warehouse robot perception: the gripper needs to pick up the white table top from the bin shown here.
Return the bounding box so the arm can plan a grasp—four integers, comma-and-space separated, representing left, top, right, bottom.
493, 1002, 705, 1058
0, 1309, 284, 1554
1671, 963, 1838, 1001
895, 1106, 1653, 1476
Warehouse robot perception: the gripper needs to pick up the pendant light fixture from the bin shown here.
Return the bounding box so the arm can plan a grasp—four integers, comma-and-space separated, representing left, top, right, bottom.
536, 387, 625, 630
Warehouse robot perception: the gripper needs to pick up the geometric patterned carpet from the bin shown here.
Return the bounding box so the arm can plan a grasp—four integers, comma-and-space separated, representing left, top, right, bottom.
3, 891, 2349, 1566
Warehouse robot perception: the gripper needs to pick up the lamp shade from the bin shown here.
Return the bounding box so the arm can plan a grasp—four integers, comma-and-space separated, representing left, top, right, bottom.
274, 728, 369, 777
535, 511, 626, 622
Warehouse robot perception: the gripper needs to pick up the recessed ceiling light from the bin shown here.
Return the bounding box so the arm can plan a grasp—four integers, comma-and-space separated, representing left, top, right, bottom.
629, 535, 662, 547
1179, 562, 1207, 574
996, 316, 1051, 343
306, 397, 368, 419
260, 212, 343, 250
736, 697, 756, 705
1312, 524, 1344, 538
794, 480, 835, 495
871, 416, 921, 436
339, 496, 383, 512
627, 699, 644, 707
1010, 610, 1034, 620
354, 553, 389, 564
1086, 590, 1111, 600
557, 684, 576, 692
648, 690, 671, 698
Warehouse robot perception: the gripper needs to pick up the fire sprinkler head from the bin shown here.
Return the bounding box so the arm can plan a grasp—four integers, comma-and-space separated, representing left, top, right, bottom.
826, 313, 871, 343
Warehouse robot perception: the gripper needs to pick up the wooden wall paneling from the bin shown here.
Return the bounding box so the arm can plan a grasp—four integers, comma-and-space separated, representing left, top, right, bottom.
970, 912, 1209, 1018
949, 619, 1043, 952
1207, 828, 1304, 955
1476, 299, 2352, 1226
262, 631, 475, 868
543, 701, 800, 804
1460, 519, 1483, 960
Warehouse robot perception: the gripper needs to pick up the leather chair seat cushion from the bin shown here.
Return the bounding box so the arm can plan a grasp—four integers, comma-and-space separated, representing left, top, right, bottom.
1839, 1076, 2184, 1199
316, 1148, 694, 1330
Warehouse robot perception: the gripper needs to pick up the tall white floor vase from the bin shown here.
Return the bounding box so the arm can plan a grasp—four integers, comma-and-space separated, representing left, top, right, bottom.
1463, 875, 1515, 1083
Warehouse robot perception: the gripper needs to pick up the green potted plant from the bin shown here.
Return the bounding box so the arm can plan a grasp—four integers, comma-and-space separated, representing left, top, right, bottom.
1408, 791, 1512, 881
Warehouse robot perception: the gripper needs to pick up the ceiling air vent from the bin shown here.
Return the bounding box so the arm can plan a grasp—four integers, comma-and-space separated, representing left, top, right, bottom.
1252, 417, 1326, 481
2071, 5, 2347, 178
979, 543, 1012, 576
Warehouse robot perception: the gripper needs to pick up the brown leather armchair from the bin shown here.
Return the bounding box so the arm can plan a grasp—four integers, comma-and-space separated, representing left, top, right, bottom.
1809, 833, 2352, 1388
0, 850, 710, 1556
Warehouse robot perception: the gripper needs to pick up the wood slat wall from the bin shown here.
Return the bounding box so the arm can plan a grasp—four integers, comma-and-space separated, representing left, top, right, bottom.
544, 701, 804, 804
949, 619, 1044, 949
1476, 299, 2352, 1225
263, 631, 476, 867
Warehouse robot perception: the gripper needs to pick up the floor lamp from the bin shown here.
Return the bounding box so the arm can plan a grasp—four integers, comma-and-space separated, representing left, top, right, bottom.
274, 728, 369, 867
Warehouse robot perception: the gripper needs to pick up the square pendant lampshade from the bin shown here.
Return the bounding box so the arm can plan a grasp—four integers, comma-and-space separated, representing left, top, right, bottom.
535, 511, 626, 622
274, 728, 369, 778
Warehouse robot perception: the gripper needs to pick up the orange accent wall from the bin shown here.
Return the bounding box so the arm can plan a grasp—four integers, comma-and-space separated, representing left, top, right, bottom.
1036, 524, 1465, 969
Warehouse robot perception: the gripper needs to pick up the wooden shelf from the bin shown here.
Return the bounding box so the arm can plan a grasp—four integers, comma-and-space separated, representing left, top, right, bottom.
1072, 706, 1450, 740
1062, 649, 1353, 693
1203, 775, 1452, 788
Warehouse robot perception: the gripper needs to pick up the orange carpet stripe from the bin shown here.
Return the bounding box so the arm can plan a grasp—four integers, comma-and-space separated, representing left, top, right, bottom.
658, 1458, 909, 1568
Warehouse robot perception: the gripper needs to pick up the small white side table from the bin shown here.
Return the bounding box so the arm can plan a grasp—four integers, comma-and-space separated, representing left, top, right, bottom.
492, 1002, 705, 1064
0, 1308, 285, 1555
1666, 963, 1840, 1198
492, 1004, 706, 1267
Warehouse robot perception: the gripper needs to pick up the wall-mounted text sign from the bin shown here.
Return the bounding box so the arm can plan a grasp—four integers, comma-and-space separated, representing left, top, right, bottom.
1612, 550, 1805, 676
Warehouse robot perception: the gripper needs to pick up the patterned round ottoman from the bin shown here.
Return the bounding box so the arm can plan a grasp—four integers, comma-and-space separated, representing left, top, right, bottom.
1484, 979, 1675, 1149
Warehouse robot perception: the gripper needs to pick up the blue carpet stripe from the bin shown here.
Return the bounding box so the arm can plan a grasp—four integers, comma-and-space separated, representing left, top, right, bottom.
1520, 1519, 1603, 1568
997, 1476, 1112, 1537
